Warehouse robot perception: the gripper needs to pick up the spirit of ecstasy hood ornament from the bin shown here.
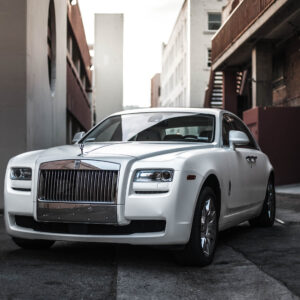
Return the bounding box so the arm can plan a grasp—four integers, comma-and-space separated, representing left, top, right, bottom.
79, 143, 84, 156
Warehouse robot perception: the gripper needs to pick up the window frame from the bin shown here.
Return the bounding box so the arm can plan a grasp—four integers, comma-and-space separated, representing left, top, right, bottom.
47, 0, 56, 92
81, 113, 216, 144
221, 113, 259, 150
208, 12, 222, 31
207, 48, 212, 67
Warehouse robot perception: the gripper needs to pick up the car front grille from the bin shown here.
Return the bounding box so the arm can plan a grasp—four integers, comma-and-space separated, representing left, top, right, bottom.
38, 169, 119, 203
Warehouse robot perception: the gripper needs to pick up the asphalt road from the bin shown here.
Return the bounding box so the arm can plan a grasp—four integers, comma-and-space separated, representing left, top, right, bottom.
0, 195, 299, 300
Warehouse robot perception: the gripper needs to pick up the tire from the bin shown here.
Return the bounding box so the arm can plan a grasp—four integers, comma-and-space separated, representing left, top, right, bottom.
174, 186, 218, 266
12, 237, 55, 250
249, 178, 276, 227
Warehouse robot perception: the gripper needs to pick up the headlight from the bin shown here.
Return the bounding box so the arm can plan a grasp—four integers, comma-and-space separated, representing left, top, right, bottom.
10, 168, 32, 181
134, 169, 174, 182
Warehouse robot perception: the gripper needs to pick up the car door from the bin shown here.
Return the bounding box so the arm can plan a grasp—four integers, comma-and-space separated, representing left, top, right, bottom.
231, 115, 268, 205
222, 114, 265, 211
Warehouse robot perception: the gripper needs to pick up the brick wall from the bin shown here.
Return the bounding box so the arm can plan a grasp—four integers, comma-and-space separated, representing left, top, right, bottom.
273, 36, 300, 107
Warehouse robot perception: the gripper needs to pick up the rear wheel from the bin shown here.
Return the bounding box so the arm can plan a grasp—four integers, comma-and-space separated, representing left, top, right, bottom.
249, 178, 276, 227
174, 187, 218, 266
12, 237, 55, 250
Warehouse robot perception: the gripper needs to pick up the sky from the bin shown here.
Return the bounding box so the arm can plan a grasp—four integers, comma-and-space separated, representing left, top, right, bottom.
79, 0, 184, 108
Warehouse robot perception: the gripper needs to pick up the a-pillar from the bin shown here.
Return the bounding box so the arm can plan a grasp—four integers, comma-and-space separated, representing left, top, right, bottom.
252, 41, 273, 107
223, 69, 238, 115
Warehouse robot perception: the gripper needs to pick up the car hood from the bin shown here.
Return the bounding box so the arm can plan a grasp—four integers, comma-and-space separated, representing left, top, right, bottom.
39, 142, 214, 161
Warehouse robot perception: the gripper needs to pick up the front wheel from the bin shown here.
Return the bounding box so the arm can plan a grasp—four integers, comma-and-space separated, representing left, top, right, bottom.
249, 178, 276, 227
12, 237, 55, 250
174, 186, 218, 266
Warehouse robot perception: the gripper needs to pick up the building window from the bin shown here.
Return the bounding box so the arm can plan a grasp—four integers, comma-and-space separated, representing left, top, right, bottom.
67, 23, 73, 56
207, 49, 212, 67
272, 52, 285, 89
47, 0, 56, 93
208, 13, 222, 31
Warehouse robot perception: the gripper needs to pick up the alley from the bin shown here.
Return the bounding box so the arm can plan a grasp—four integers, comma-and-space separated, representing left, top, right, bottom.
0, 195, 299, 300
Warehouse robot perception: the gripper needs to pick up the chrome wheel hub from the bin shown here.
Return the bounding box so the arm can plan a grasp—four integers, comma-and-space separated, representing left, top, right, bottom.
200, 198, 217, 257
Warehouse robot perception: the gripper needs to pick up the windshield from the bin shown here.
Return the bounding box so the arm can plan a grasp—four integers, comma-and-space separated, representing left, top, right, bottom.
82, 112, 215, 143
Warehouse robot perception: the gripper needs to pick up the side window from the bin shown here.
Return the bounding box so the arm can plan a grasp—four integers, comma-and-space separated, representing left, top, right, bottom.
231, 117, 258, 150
222, 115, 233, 147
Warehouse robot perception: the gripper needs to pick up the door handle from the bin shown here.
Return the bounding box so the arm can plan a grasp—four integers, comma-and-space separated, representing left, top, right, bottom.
246, 156, 257, 164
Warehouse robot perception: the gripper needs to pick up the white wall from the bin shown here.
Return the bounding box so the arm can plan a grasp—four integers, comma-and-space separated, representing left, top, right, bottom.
0, 0, 67, 209
160, 1, 188, 108
161, 0, 226, 108
190, 0, 227, 107
94, 14, 123, 123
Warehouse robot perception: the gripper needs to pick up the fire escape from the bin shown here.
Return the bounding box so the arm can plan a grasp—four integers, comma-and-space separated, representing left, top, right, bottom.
204, 70, 249, 112
204, 70, 223, 109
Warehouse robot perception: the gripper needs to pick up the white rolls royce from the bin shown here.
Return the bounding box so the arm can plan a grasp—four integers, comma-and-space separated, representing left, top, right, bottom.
4, 108, 275, 266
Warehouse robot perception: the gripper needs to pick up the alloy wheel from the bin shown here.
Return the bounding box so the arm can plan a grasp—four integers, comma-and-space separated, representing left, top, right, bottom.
200, 198, 217, 257
266, 182, 275, 219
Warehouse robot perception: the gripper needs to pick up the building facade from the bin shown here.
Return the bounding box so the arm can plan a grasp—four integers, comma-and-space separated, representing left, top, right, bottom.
94, 14, 124, 123
0, 0, 92, 208
206, 0, 300, 185
67, 1, 93, 143
160, 0, 226, 108
151, 73, 161, 107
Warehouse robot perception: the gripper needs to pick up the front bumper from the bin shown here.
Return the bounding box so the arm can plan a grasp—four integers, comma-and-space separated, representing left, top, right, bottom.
5, 162, 203, 245
5, 198, 194, 246
6, 214, 190, 245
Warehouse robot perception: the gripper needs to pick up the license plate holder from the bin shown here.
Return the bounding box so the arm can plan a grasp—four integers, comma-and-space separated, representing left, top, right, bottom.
37, 201, 118, 224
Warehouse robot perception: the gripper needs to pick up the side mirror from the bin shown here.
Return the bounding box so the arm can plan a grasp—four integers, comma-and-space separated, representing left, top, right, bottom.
72, 131, 85, 144
229, 130, 249, 150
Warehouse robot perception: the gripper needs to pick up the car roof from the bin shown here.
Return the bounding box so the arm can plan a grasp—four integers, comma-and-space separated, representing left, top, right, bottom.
110, 107, 225, 117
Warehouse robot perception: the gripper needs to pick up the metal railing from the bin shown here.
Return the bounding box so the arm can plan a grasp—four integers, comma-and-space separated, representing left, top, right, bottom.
212, 0, 276, 64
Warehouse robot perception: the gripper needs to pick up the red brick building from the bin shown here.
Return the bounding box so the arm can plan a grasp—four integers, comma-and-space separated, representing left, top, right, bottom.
66, 1, 92, 142
205, 0, 300, 185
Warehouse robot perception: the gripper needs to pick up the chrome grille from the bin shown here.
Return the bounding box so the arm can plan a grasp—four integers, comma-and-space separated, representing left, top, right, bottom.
38, 169, 119, 203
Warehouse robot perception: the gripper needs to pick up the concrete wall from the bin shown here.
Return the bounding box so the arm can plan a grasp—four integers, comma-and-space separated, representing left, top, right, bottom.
94, 14, 123, 123
0, 0, 67, 209
151, 73, 161, 107
0, 0, 28, 209
189, 0, 203, 107
27, 0, 66, 150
